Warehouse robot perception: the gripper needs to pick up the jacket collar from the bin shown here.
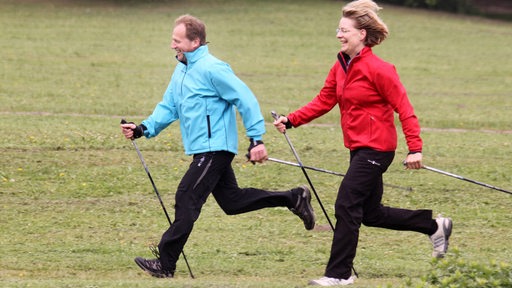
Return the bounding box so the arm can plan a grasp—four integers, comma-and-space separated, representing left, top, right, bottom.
338, 46, 373, 72
358, 46, 372, 57
340, 46, 372, 61
180, 45, 209, 65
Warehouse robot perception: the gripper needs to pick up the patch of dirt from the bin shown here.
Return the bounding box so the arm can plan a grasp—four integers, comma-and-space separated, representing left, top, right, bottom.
313, 224, 333, 232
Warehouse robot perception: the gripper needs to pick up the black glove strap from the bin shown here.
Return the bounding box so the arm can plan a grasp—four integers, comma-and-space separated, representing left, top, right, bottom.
248, 138, 264, 152
132, 124, 146, 139
282, 115, 293, 129
245, 138, 264, 164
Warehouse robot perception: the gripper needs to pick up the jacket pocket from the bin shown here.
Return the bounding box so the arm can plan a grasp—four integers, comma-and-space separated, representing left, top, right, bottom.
206, 115, 211, 138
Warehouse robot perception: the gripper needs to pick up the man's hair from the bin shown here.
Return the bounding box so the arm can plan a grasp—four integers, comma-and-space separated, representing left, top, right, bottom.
175, 14, 207, 45
342, 0, 388, 47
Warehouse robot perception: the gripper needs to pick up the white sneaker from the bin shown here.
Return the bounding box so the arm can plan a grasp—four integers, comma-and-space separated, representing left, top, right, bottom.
429, 214, 452, 258
309, 276, 355, 286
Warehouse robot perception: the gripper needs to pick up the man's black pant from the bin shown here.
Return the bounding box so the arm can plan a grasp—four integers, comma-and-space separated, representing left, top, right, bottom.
325, 148, 434, 279
158, 151, 294, 272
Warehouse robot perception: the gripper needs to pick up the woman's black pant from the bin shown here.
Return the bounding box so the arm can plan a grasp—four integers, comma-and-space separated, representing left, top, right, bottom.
325, 149, 434, 279
158, 151, 294, 272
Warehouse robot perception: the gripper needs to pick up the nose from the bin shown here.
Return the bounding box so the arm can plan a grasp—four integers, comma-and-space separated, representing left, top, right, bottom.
336, 29, 343, 38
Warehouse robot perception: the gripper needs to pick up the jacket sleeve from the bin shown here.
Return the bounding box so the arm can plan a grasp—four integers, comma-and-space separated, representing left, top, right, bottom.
141, 79, 179, 138
209, 62, 265, 141
374, 64, 422, 152
287, 62, 339, 127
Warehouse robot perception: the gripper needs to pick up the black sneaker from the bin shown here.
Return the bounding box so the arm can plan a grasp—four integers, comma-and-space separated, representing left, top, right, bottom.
134, 257, 173, 278
290, 186, 316, 230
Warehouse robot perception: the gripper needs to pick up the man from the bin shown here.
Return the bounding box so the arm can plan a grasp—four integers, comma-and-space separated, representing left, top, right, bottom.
120, 14, 315, 278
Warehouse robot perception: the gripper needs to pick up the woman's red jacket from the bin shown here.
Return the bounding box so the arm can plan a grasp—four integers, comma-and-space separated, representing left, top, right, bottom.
287, 46, 422, 153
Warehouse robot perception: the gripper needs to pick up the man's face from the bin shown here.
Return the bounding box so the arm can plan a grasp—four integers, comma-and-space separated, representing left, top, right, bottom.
171, 23, 199, 62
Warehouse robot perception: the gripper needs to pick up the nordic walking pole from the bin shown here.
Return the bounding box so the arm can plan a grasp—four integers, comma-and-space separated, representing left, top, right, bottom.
269, 157, 344, 175
121, 120, 195, 279
422, 165, 512, 195
268, 157, 413, 192
271, 112, 335, 231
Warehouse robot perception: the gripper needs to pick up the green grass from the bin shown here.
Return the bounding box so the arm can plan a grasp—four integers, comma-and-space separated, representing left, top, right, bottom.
1, 0, 511, 287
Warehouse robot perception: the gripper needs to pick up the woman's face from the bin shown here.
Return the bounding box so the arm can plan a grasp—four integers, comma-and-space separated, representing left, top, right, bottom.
336, 17, 366, 59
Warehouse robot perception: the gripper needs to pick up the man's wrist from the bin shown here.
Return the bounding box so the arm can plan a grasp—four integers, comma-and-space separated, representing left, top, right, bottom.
133, 124, 147, 139
249, 138, 264, 146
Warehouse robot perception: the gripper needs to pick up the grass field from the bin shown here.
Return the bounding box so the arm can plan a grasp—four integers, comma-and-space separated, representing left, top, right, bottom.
1, 0, 511, 287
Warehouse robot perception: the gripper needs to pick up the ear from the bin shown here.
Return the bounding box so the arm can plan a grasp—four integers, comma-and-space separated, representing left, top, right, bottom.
359, 29, 367, 41
192, 38, 201, 49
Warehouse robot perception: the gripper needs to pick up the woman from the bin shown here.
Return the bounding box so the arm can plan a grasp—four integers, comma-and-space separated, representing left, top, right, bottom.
273, 0, 452, 286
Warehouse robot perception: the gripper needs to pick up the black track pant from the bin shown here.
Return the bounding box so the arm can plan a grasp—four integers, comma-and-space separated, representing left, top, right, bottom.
325, 148, 435, 279
158, 151, 295, 272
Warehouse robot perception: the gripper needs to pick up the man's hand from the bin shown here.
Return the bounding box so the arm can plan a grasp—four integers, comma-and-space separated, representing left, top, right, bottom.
249, 143, 268, 163
247, 139, 267, 164
120, 122, 137, 139
120, 120, 144, 140
404, 152, 422, 170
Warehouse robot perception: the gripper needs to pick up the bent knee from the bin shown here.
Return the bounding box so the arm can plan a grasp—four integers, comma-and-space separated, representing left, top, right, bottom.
362, 217, 381, 227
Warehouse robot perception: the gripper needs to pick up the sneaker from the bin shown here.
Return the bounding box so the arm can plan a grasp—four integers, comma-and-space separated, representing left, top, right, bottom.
429, 214, 452, 258
134, 257, 173, 278
290, 186, 316, 230
309, 276, 355, 286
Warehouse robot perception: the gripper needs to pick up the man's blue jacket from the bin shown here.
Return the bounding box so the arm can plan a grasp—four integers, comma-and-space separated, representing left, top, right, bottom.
141, 45, 265, 155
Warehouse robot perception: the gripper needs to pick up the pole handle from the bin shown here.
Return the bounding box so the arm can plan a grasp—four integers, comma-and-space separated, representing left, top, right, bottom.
271, 110, 279, 121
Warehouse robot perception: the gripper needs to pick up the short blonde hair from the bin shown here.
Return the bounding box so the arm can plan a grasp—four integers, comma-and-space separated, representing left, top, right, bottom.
342, 0, 389, 47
